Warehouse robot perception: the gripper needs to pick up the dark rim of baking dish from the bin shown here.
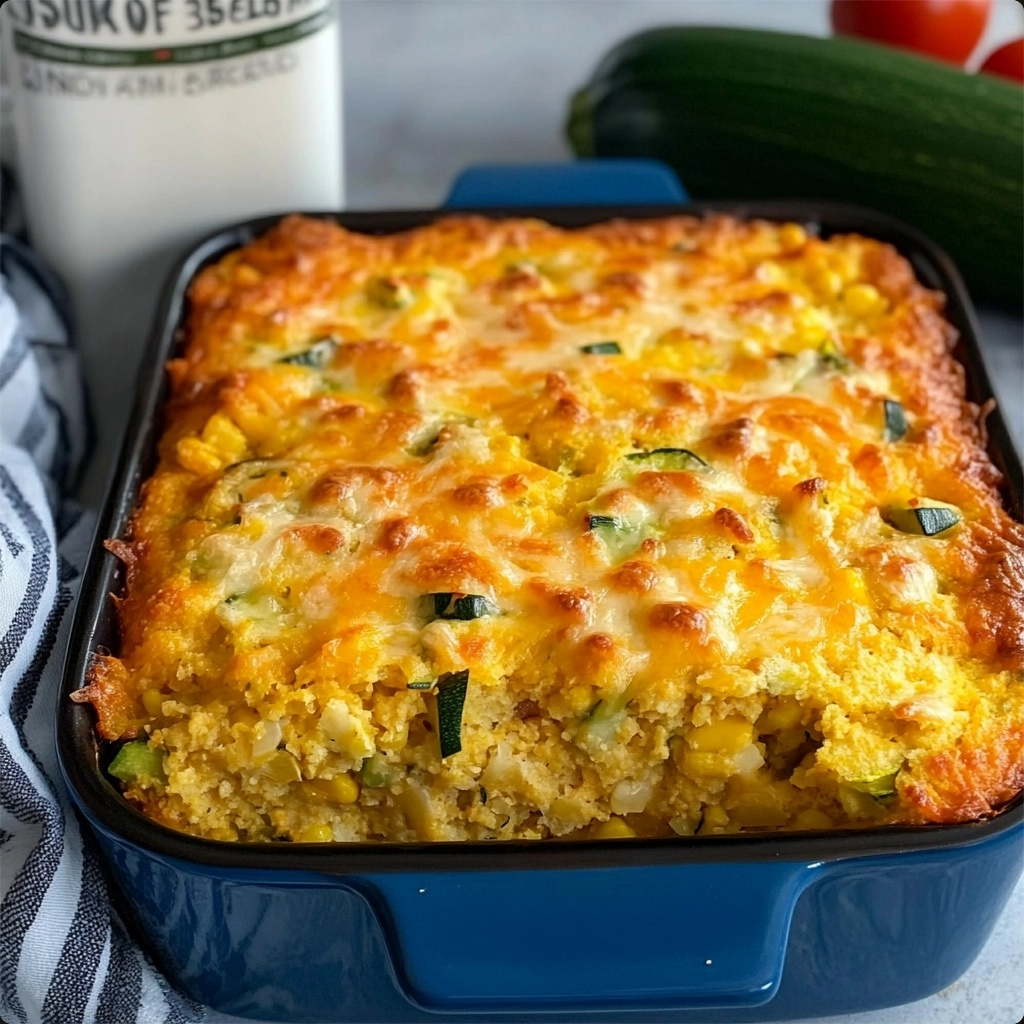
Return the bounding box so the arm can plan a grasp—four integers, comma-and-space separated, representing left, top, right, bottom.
58, 201, 1023, 874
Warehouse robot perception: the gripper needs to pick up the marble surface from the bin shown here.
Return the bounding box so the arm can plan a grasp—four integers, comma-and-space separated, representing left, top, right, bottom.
338, 4, 1023, 1024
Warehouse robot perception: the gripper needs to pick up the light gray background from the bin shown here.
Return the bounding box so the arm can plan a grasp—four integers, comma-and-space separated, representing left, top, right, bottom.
338, 3, 1023, 1024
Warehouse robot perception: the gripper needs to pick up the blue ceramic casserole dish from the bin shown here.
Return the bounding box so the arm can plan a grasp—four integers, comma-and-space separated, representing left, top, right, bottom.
58, 165, 1024, 1023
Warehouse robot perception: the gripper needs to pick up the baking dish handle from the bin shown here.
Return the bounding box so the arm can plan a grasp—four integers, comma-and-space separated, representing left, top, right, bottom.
362, 859, 818, 1012
443, 159, 689, 208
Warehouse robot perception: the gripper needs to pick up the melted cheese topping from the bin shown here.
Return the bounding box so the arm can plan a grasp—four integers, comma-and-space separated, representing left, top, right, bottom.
79, 214, 1024, 842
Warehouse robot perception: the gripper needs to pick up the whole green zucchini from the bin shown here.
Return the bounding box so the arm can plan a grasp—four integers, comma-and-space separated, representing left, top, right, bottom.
567, 27, 1023, 305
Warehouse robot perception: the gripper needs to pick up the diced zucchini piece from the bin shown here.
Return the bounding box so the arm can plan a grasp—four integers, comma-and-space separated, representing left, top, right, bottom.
216, 591, 288, 644
201, 458, 291, 518
587, 513, 623, 530
884, 502, 961, 537
433, 669, 470, 759
220, 590, 284, 620
367, 276, 413, 309
585, 514, 642, 561
580, 341, 622, 355
426, 593, 498, 621
847, 772, 899, 799
222, 458, 279, 485
278, 337, 338, 369
669, 812, 704, 836
592, 817, 637, 838
107, 741, 165, 784
883, 399, 908, 442
818, 338, 848, 371
408, 414, 477, 456
576, 697, 628, 749
407, 680, 434, 691
624, 448, 708, 472
359, 753, 396, 788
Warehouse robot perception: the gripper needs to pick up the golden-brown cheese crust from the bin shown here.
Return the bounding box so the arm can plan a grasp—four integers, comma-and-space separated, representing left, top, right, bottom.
83, 214, 1023, 842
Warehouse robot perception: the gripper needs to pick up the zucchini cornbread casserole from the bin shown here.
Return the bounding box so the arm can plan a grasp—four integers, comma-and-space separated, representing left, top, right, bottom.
76, 214, 1024, 842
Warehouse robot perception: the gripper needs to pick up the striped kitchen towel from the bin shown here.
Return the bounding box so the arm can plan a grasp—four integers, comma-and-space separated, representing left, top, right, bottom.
0, 230, 229, 1024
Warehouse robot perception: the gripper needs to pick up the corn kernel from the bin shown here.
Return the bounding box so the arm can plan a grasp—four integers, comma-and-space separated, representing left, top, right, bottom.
229, 705, 260, 728
593, 817, 636, 839
726, 791, 790, 827
843, 283, 887, 317
306, 774, 360, 805
832, 567, 868, 604
811, 267, 844, 297
295, 823, 333, 843
687, 717, 754, 754
680, 749, 733, 778
778, 223, 807, 252
200, 413, 248, 462
175, 436, 224, 476
793, 306, 831, 342
703, 805, 730, 831
793, 809, 833, 830
399, 784, 433, 835
759, 698, 804, 734
141, 689, 164, 718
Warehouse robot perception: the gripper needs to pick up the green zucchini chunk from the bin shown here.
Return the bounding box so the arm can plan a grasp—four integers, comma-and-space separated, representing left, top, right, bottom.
108, 741, 165, 784
884, 502, 961, 537
427, 593, 498, 620
359, 753, 395, 788
434, 670, 470, 758
278, 337, 338, 368
567, 26, 1023, 303
818, 339, 848, 371
580, 341, 622, 355
883, 400, 908, 442
587, 513, 624, 530
625, 447, 708, 471
848, 773, 899, 799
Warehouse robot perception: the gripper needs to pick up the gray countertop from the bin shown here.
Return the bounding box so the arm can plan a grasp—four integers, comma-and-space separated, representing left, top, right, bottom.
339, 3, 1022, 1024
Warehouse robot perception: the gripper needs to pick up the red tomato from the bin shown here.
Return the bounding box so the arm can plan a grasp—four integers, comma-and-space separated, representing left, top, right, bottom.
831, 0, 992, 65
980, 38, 1024, 82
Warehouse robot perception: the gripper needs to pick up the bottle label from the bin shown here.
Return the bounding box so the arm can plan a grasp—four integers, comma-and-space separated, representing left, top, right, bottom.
4, 0, 336, 96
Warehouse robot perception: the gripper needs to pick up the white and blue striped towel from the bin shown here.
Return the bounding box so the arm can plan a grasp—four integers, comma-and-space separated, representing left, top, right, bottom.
0, 230, 212, 1024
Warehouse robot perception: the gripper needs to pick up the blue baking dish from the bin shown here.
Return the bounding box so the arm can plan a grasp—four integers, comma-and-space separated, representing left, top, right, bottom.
58, 162, 1023, 1023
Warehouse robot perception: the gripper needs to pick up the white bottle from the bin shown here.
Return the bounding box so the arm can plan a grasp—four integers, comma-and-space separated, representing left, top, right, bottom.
0, 0, 343, 492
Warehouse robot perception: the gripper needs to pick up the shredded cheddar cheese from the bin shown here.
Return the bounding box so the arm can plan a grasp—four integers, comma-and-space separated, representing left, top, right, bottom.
74, 214, 1024, 842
